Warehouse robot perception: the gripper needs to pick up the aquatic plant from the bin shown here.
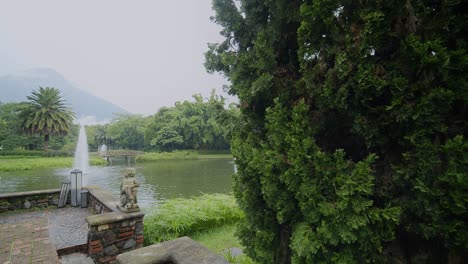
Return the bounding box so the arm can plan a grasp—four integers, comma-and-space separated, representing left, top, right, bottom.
143, 194, 244, 245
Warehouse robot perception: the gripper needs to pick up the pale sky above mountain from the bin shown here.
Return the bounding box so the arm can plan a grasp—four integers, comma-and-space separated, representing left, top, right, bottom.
0, 0, 233, 115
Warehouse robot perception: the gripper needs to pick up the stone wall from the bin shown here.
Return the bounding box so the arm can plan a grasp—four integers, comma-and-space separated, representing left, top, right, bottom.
87, 186, 115, 214
0, 189, 61, 213
85, 186, 144, 264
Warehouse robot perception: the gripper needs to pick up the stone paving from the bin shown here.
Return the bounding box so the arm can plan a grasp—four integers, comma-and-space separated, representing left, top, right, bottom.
49, 208, 90, 250
0, 210, 58, 264
0, 207, 92, 264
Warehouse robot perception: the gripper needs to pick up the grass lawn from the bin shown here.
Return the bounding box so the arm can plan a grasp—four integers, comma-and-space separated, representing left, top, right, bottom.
192, 224, 241, 253
193, 224, 255, 264
0, 156, 105, 171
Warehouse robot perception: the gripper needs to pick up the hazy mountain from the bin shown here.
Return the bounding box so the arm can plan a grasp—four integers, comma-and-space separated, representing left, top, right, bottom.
0, 68, 127, 122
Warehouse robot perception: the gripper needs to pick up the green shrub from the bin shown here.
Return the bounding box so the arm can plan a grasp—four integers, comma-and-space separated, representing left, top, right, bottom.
43, 150, 72, 157
0, 149, 44, 156
137, 150, 199, 161
0, 149, 72, 157
144, 194, 244, 245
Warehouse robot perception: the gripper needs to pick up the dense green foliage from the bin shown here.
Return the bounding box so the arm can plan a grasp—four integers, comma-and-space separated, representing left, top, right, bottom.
145, 91, 232, 151
0, 150, 71, 157
0, 102, 78, 152
106, 113, 148, 150
18, 87, 75, 152
143, 194, 244, 245
0, 102, 40, 150
86, 91, 238, 152
206, 0, 467, 263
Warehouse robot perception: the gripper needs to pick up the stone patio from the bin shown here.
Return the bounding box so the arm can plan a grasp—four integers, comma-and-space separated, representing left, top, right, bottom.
0, 207, 92, 264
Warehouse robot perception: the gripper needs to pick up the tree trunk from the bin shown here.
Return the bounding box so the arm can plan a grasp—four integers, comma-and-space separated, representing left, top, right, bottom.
44, 134, 49, 152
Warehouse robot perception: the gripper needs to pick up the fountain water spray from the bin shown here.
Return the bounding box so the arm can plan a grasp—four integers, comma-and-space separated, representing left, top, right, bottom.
74, 125, 90, 185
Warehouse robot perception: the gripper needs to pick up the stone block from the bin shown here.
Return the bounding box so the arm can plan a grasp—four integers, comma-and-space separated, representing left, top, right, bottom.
99, 255, 116, 263
102, 232, 117, 247
120, 226, 134, 232
118, 231, 134, 238
122, 238, 136, 250
116, 237, 229, 264
90, 246, 104, 254
114, 240, 124, 248
136, 237, 144, 245
135, 222, 143, 235
90, 240, 102, 247
98, 224, 110, 231
90, 231, 104, 241
104, 245, 119, 256
23, 201, 31, 209
120, 220, 136, 227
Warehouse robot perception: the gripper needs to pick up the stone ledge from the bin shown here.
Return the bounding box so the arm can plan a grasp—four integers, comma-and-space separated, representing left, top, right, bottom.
86, 211, 145, 226
116, 236, 229, 264
85, 186, 118, 212
0, 189, 60, 199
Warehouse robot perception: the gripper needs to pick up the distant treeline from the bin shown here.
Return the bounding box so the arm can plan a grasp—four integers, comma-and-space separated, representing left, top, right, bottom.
87, 91, 238, 152
0, 90, 238, 153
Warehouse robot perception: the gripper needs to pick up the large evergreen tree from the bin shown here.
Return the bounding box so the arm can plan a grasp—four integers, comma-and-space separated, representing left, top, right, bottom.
206, 0, 467, 263
19, 87, 75, 152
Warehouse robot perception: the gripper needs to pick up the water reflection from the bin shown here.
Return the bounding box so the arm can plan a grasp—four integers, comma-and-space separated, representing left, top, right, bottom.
0, 159, 235, 208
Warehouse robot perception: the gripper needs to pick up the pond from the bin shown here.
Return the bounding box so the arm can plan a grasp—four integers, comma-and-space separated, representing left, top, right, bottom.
0, 159, 235, 207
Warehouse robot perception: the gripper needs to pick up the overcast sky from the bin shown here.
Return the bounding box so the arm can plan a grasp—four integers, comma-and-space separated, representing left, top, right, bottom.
0, 0, 233, 115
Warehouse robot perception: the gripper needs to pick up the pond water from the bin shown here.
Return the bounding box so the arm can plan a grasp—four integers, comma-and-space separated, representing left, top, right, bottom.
0, 159, 235, 208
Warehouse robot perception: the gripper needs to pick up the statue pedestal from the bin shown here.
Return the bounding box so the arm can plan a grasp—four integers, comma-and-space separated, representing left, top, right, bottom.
117, 205, 140, 213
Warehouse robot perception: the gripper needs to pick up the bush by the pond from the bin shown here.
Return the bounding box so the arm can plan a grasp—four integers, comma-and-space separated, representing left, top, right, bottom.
143, 194, 244, 245
137, 150, 233, 162
0, 156, 106, 171
0, 149, 72, 157
0, 149, 45, 156
137, 150, 199, 161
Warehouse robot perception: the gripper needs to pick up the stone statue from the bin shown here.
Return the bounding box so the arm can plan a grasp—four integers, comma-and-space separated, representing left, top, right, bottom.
118, 168, 140, 212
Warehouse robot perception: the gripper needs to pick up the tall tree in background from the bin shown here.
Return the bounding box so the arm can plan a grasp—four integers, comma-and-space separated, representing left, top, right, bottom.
19, 87, 75, 152
145, 91, 232, 151
206, 0, 466, 263
106, 114, 147, 150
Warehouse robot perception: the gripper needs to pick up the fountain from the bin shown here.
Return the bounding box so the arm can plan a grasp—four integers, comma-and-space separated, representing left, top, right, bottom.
73, 125, 90, 185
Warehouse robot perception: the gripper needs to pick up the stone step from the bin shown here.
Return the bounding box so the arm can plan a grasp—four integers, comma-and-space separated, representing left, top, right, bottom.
60, 253, 95, 264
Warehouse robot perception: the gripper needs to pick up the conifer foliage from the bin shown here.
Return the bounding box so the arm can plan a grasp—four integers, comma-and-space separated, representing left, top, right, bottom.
206, 0, 467, 263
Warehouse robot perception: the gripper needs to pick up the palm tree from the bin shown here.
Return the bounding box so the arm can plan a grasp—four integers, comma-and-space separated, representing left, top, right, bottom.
19, 87, 75, 152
